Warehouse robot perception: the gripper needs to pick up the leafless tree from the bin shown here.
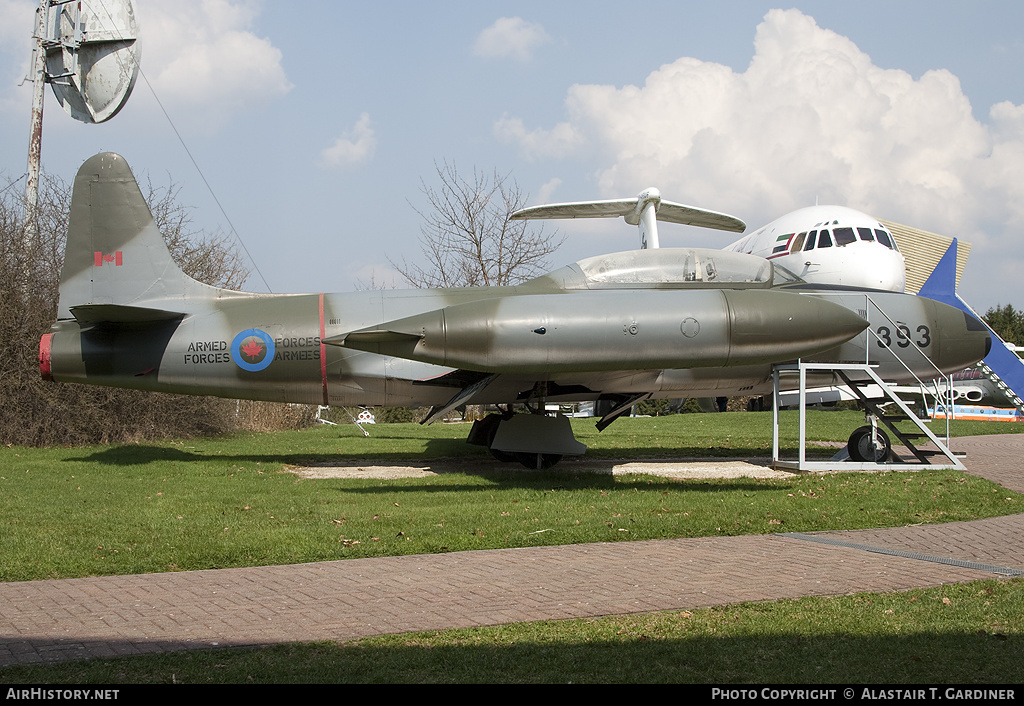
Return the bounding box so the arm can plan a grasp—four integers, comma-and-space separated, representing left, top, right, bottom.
392, 161, 564, 288
145, 178, 249, 290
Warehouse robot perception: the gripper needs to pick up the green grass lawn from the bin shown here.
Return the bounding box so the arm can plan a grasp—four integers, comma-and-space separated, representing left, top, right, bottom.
1, 412, 1020, 581
1, 410, 1022, 683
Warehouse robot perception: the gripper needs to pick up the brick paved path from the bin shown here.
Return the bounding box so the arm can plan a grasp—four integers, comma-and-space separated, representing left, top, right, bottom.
2, 434, 1022, 667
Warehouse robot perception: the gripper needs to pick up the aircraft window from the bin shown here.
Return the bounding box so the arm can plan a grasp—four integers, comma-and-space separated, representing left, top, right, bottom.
885, 230, 900, 251
803, 230, 817, 251
817, 230, 833, 248
790, 232, 807, 251
833, 227, 856, 246
771, 233, 793, 254
875, 229, 894, 249
857, 227, 875, 242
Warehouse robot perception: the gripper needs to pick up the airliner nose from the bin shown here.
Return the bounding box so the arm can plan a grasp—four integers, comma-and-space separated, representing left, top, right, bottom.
878, 251, 907, 293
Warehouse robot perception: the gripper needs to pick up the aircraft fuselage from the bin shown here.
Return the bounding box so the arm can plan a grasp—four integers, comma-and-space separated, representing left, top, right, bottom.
42, 273, 989, 408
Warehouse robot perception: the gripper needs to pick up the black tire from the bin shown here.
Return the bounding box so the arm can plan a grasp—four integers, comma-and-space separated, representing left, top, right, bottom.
467, 413, 503, 447
847, 425, 891, 462
514, 452, 562, 470
489, 447, 518, 463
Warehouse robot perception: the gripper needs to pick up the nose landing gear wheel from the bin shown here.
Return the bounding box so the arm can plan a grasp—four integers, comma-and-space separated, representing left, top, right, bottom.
847, 425, 891, 462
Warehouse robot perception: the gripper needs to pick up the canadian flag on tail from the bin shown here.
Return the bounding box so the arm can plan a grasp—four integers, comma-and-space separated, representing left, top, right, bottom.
94, 251, 123, 266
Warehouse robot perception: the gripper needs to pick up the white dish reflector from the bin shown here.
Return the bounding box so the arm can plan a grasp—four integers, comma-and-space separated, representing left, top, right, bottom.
44, 0, 140, 124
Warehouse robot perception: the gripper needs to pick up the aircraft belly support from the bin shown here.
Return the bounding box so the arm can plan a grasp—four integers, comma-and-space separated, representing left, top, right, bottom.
470, 412, 587, 470
490, 414, 587, 456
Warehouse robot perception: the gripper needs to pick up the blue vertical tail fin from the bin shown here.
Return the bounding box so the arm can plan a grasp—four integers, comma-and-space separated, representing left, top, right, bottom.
919, 239, 1024, 408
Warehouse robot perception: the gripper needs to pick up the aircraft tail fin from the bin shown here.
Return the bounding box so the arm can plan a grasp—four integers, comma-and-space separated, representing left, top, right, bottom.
57, 152, 205, 321
916, 238, 960, 307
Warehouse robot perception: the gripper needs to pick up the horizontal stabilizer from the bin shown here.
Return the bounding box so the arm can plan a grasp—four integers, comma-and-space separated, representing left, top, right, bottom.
69, 303, 186, 324
513, 198, 640, 220
512, 194, 745, 233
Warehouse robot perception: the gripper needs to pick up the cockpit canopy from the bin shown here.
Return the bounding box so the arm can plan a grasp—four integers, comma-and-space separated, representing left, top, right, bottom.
541, 248, 775, 290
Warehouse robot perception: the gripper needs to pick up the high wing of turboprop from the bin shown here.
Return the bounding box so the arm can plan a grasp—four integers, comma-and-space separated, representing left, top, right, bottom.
41, 154, 991, 469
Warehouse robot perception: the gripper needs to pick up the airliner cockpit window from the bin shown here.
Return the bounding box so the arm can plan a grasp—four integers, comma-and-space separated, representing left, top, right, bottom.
875, 229, 894, 249
857, 227, 875, 241
790, 232, 807, 251
833, 227, 856, 246
817, 230, 833, 248
803, 230, 818, 250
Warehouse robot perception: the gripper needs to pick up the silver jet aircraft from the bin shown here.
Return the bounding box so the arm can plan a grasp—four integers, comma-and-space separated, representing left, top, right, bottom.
40, 153, 991, 468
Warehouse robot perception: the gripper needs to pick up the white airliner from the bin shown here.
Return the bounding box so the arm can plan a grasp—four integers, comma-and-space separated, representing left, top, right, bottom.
722, 204, 906, 293
513, 189, 907, 294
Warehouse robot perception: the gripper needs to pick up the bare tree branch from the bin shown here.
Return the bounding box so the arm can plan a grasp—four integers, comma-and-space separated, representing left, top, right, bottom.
391, 161, 564, 288
144, 177, 249, 290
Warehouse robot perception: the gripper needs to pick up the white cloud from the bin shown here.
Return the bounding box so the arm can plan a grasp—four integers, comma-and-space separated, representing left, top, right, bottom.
536, 177, 562, 205
499, 8, 1024, 252
494, 115, 582, 159
0, 1, 50, 114
473, 17, 550, 62
0, 0, 33, 48
490, 8, 1024, 307
321, 113, 376, 168
137, 0, 292, 127
353, 262, 403, 290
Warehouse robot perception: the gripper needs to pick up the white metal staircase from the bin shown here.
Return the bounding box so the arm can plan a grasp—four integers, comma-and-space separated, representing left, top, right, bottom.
770, 294, 966, 472
975, 357, 1024, 414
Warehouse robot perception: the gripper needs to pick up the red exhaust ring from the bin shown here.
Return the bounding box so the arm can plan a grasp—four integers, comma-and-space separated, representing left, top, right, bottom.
39, 333, 52, 381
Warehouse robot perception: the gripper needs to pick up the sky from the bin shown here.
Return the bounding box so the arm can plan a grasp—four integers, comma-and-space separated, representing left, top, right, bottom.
1, 1, 1023, 313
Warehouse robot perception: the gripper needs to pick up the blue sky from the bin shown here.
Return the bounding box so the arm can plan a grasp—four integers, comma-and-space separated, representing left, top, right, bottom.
2, 1, 1024, 313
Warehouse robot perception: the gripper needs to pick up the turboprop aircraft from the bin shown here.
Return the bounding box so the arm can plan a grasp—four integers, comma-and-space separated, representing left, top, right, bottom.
40, 153, 991, 468
515, 188, 906, 293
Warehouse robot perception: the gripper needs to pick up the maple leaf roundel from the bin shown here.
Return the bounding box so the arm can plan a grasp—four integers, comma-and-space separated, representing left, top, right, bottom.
231, 329, 276, 372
